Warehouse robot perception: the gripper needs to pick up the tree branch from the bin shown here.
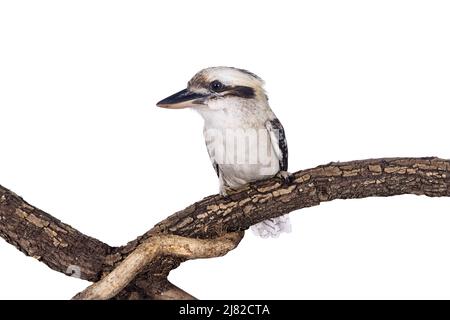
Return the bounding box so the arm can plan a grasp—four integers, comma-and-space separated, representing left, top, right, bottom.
1, 157, 449, 298
72, 232, 243, 300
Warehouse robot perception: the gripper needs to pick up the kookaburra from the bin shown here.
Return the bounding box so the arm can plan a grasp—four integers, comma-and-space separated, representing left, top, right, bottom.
157, 67, 291, 238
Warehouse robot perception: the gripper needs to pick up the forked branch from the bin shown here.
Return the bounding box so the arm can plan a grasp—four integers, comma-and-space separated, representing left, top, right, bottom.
72, 232, 243, 300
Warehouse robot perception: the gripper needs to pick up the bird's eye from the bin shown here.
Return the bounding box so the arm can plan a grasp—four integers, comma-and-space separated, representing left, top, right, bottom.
209, 80, 225, 92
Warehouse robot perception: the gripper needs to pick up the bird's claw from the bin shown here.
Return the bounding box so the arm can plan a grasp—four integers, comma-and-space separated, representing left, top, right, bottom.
220, 186, 239, 198
276, 171, 294, 185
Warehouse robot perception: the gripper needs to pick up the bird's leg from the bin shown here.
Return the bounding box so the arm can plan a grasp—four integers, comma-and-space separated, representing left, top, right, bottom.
276, 170, 294, 185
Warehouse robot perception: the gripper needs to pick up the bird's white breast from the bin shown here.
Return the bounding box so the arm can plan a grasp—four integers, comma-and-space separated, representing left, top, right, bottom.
197, 103, 280, 191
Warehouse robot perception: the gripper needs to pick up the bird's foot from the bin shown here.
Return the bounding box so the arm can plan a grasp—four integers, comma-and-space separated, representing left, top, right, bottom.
220, 186, 239, 198
276, 171, 294, 185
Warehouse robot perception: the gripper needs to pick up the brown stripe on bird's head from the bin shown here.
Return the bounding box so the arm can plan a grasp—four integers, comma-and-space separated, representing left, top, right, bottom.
189, 78, 256, 100
222, 85, 255, 99
208, 85, 256, 100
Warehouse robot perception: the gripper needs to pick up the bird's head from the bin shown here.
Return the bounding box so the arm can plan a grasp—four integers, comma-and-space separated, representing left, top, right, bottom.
156, 67, 267, 111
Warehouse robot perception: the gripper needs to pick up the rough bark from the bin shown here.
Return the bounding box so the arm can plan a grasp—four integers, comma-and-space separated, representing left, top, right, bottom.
1, 157, 449, 299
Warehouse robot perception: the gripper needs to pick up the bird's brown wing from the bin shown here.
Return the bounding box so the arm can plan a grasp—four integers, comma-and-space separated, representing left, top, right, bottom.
266, 118, 288, 171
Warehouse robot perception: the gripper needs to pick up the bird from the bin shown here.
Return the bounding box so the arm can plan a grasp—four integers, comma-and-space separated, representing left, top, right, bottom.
157, 67, 291, 238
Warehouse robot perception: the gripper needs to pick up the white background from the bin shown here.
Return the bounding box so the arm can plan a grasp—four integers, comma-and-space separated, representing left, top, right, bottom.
1, 0, 450, 299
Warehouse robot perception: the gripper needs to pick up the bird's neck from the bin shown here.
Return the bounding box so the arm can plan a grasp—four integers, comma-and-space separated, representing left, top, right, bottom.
195, 100, 274, 130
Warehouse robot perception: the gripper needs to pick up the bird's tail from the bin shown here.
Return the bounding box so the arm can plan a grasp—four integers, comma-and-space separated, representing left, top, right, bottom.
251, 214, 291, 238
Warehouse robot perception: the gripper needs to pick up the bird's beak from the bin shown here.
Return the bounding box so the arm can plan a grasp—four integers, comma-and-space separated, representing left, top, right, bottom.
156, 89, 208, 109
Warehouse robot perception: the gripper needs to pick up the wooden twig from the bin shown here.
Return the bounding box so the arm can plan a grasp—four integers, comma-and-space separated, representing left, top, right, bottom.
72, 232, 243, 300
